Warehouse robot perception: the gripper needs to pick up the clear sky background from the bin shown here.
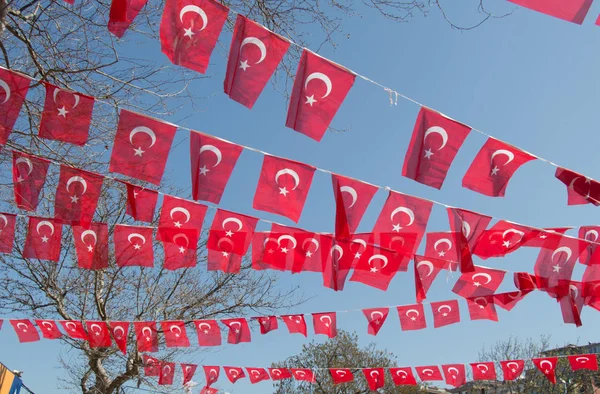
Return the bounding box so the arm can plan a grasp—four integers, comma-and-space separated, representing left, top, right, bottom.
3, 0, 600, 393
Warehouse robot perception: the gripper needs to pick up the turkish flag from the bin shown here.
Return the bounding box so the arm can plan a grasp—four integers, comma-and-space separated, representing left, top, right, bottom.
508, 0, 593, 24
207, 208, 258, 272
269, 368, 292, 381
500, 359, 525, 380
124, 182, 158, 222
555, 167, 600, 206
253, 155, 315, 222
291, 369, 315, 382
442, 364, 466, 387
403, 107, 471, 189
568, 354, 598, 371
158, 362, 176, 385
462, 138, 535, 197
452, 265, 506, 298
108, 0, 148, 38
471, 362, 496, 381
109, 109, 177, 185
397, 304, 427, 331
390, 367, 417, 386
447, 207, 492, 273
113, 224, 154, 267
0, 212, 16, 253
254, 316, 278, 334
558, 281, 584, 326
414, 255, 454, 303
160, 0, 228, 74
13, 151, 51, 211
532, 357, 558, 384
194, 319, 221, 346
281, 314, 307, 336
109, 321, 129, 354
181, 364, 197, 385
583, 264, 600, 300
424, 232, 459, 262
286, 50, 355, 141
143, 355, 160, 377
59, 320, 88, 340
514, 271, 539, 292
349, 241, 409, 291
578, 226, 600, 265
473, 220, 537, 259
493, 290, 530, 311
415, 366, 443, 381
332, 174, 378, 240
363, 368, 384, 390
162, 237, 197, 270
247, 368, 270, 384
251, 230, 291, 272
466, 296, 498, 321
431, 299, 460, 328
362, 307, 389, 336
199, 387, 218, 394
312, 312, 336, 338
321, 236, 358, 290
158, 194, 207, 242
534, 236, 582, 291
330, 368, 353, 384
86, 321, 112, 348
0, 67, 30, 144
522, 227, 572, 248
72, 223, 109, 270
35, 320, 62, 339
207, 248, 242, 273
224, 15, 290, 108
10, 319, 40, 342
224, 366, 245, 383
221, 318, 251, 344
54, 165, 103, 224
23, 217, 63, 262
161, 320, 190, 347
203, 366, 220, 386
39, 83, 94, 145
190, 131, 243, 204
133, 321, 158, 352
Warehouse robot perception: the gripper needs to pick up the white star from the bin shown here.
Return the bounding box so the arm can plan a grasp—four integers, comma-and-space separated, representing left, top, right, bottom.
239, 60, 250, 71
540, 234, 547, 239
203, 330, 209, 334
502, 240, 511, 248
438, 251, 446, 257
41, 235, 49, 243
57, 106, 69, 117
473, 281, 481, 287
183, 27, 194, 38
222, 251, 229, 257
281, 247, 289, 254
267, 249, 274, 254
70, 195, 79, 203
511, 368, 516, 373
305, 251, 313, 258
370, 267, 378, 273
134, 147, 145, 157
545, 369, 549, 374
491, 166, 500, 176
305, 95, 317, 106
424, 148, 433, 159
199, 165, 209, 176
279, 187, 289, 197
179, 246, 186, 254
479, 305, 485, 309
16, 176, 24, 183
354, 252, 362, 259
225, 230, 234, 237
392, 224, 402, 232
234, 329, 240, 333
174, 221, 182, 228
133, 190, 139, 198
87, 245, 94, 253
442, 312, 448, 317
373, 319, 381, 325
585, 177, 592, 184
410, 317, 416, 321
133, 244, 141, 250
553, 264, 561, 273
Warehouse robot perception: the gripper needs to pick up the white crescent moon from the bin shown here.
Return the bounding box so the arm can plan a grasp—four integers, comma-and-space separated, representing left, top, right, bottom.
66, 176, 88, 194
250, 369, 260, 377
172, 233, 190, 247
217, 237, 234, 251
275, 168, 300, 190
263, 237, 278, 247
240, 37, 267, 64
462, 221, 471, 238
340, 186, 358, 208
304, 72, 332, 98
389, 236, 405, 249
474, 296, 488, 306
53, 88, 79, 108
169, 325, 182, 335
277, 235, 297, 249
16, 322, 28, 331
437, 305, 452, 313
129, 126, 157, 148
302, 238, 320, 252
540, 360, 553, 370
434, 238, 452, 251
569, 284, 579, 298
336, 370, 347, 376
229, 321, 241, 329
569, 176, 582, 190
370, 370, 379, 378
199, 145, 222, 167
448, 367, 460, 375
113, 326, 125, 339
424, 126, 448, 151
198, 322, 212, 331
585, 229, 599, 241
576, 357, 589, 363
65, 322, 77, 331
320, 316, 332, 325
507, 362, 520, 369
331, 245, 343, 260
472, 273, 492, 285
0, 214, 8, 228
141, 327, 153, 338
222, 217, 243, 231
502, 228, 525, 242
81, 230, 97, 245
417, 260, 434, 277
0, 78, 10, 104
368, 254, 388, 269
422, 369, 434, 375
162, 365, 171, 375
477, 364, 488, 372
170, 207, 191, 223
296, 371, 306, 377
370, 311, 384, 320
15, 157, 33, 177
405, 309, 420, 317
552, 246, 572, 263
41, 321, 53, 330
491, 149, 514, 166
91, 323, 102, 333
350, 239, 367, 252
397, 370, 408, 378
272, 369, 281, 375
127, 233, 146, 244
179, 5, 208, 31
36, 220, 55, 235
390, 206, 415, 227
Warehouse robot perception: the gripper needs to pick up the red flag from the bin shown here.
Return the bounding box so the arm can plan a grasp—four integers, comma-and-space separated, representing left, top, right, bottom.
291, 368, 315, 382
471, 362, 497, 381
431, 299, 460, 328
403, 107, 471, 189
424, 232, 459, 262
390, 367, 417, 386
181, 364, 197, 385
161, 320, 190, 348
190, 132, 243, 204
269, 368, 292, 381
466, 296, 499, 321
500, 359, 525, 381
493, 290, 530, 311
281, 314, 307, 336
247, 368, 270, 384
414, 255, 454, 303
349, 243, 409, 291
332, 174, 378, 240
207, 209, 258, 272
330, 368, 353, 384
321, 236, 357, 290
532, 357, 558, 384
447, 207, 492, 273
108, 0, 148, 38
124, 183, 158, 222
0, 67, 30, 144
522, 227, 572, 248
254, 316, 278, 334
194, 320, 221, 346
221, 318, 251, 344
362, 307, 389, 336
224, 15, 290, 108
462, 138, 536, 197
415, 366, 443, 381
452, 265, 506, 298
558, 281, 584, 326
23, 217, 63, 262
473, 221, 537, 259
86, 321, 112, 348
35, 320, 62, 339
199, 387, 218, 394
109, 109, 177, 185
159, 0, 229, 74
568, 354, 598, 371
158, 362, 175, 385
38, 83, 94, 145
59, 320, 88, 340
0, 213, 16, 254
286, 50, 355, 141
442, 364, 466, 387
158, 195, 207, 243
508, 0, 593, 24
253, 155, 316, 222
143, 355, 160, 377
224, 366, 245, 383
312, 312, 336, 338
397, 304, 427, 331
579, 226, 600, 265
514, 271, 539, 292
10, 319, 40, 342
555, 167, 600, 206
203, 366, 220, 386
363, 368, 384, 390
13, 151, 51, 211
113, 225, 154, 267
54, 166, 103, 224
133, 321, 158, 352
72, 223, 109, 270
583, 264, 600, 300
534, 236, 582, 291
162, 238, 197, 270
109, 321, 129, 354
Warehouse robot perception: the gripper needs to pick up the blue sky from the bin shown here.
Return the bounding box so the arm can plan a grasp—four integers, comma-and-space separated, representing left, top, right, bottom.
4, 0, 600, 393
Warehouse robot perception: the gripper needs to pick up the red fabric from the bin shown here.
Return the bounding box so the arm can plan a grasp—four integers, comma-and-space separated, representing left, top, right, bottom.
161, 320, 190, 347
257, 224, 314, 272
247, 368, 270, 384
286, 50, 355, 141
0, 67, 30, 144
224, 366, 245, 383
349, 243, 408, 291
508, 0, 593, 24
108, 0, 148, 38
291, 368, 315, 382
466, 296, 498, 321
254, 316, 278, 334
39, 83, 94, 145
493, 290, 530, 311
447, 208, 492, 273
442, 364, 466, 387
363, 368, 385, 390
158, 194, 207, 243
269, 368, 292, 380
462, 138, 535, 197
253, 155, 316, 222
558, 280, 584, 326
224, 15, 290, 108
0, 213, 16, 254
190, 131, 243, 204
362, 307, 389, 336
221, 318, 251, 344
207, 209, 258, 272
500, 359, 525, 381
109, 109, 177, 185
414, 255, 454, 303
158, 362, 176, 385
181, 364, 197, 385
203, 366, 220, 386
312, 312, 337, 338
281, 314, 307, 336
568, 354, 598, 371
194, 320, 221, 346
72, 223, 109, 270
143, 355, 160, 377
523, 227, 572, 248
555, 167, 600, 206
534, 236, 582, 292
124, 182, 158, 222
452, 265, 506, 298
35, 320, 62, 339
431, 299, 460, 328
532, 357, 558, 384
59, 320, 88, 340
13, 151, 51, 211
583, 264, 600, 300
321, 235, 365, 290
424, 232, 459, 262
514, 271, 539, 292
86, 321, 112, 348
207, 248, 242, 273
397, 304, 427, 331
113, 225, 154, 267
390, 367, 417, 386
415, 366, 443, 381
332, 174, 378, 240
330, 368, 354, 384
471, 362, 497, 381
199, 386, 218, 394
578, 226, 600, 265
162, 239, 197, 270
133, 321, 158, 352
403, 107, 471, 189
23, 217, 63, 262
109, 321, 129, 354
54, 166, 103, 224
159, 0, 228, 73
473, 220, 537, 259
10, 319, 40, 343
